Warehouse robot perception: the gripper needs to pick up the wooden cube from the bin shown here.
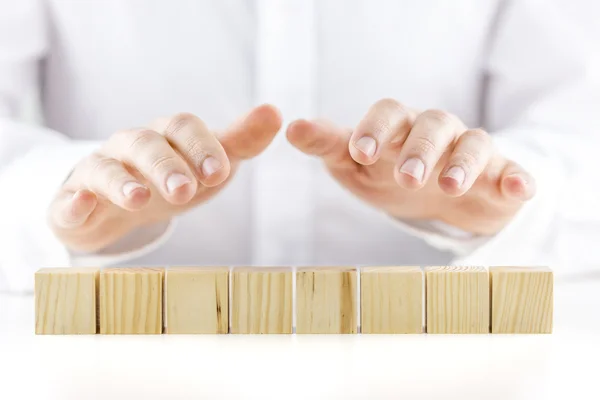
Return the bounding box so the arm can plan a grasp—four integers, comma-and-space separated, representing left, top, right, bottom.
426, 266, 489, 334
100, 267, 164, 334
35, 268, 100, 334
361, 266, 423, 334
165, 267, 229, 334
490, 266, 553, 333
296, 267, 357, 334
231, 267, 292, 334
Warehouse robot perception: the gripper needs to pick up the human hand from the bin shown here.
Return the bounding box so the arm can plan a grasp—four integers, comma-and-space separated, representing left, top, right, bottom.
287, 99, 535, 235
49, 105, 282, 252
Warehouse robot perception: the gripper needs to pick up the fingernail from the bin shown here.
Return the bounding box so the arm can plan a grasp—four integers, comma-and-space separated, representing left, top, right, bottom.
507, 173, 528, 185
122, 182, 146, 197
72, 190, 85, 201
443, 166, 466, 187
353, 136, 377, 157
201, 157, 223, 177
399, 158, 425, 182
166, 173, 192, 193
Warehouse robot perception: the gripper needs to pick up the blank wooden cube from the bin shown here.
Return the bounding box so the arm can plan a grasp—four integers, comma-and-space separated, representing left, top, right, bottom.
231, 267, 292, 334
100, 267, 164, 334
35, 268, 100, 334
426, 266, 489, 334
165, 267, 229, 334
490, 266, 553, 333
361, 266, 423, 334
296, 267, 357, 334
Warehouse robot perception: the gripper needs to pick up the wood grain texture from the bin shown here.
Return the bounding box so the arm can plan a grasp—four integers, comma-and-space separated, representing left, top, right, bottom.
231, 267, 292, 334
361, 266, 423, 334
490, 266, 553, 333
296, 267, 357, 334
165, 267, 229, 334
100, 267, 164, 334
35, 268, 100, 334
426, 266, 489, 334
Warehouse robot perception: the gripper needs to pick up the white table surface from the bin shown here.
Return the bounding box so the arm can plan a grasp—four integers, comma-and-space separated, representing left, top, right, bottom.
1, 274, 599, 400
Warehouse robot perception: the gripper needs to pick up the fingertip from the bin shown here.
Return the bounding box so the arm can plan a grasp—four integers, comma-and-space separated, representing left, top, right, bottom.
164, 174, 197, 205
59, 190, 97, 228
286, 119, 314, 143
394, 168, 424, 190
252, 103, 283, 133
394, 158, 426, 190
502, 174, 535, 201
349, 136, 378, 165
438, 166, 468, 197
438, 176, 464, 197
121, 182, 151, 211
199, 156, 231, 187
72, 189, 97, 206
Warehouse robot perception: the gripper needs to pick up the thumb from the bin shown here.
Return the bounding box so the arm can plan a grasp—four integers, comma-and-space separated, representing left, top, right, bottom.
218, 104, 283, 160
286, 119, 355, 169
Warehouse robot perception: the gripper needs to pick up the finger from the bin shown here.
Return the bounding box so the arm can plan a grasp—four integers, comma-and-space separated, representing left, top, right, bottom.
49, 189, 97, 230
395, 109, 465, 190
162, 112, 231, 187
438, 129, 493, 196
105, 129, 197, 205
500, 162, 536, 201
71, 153, 151, 210
219, 104, 283, 160
349, 98, 417, 165
286, 119, 354, 168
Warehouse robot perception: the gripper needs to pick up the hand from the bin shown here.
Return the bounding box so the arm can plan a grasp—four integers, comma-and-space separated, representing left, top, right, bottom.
49, 104, 282, 252
287, 99, 535, 235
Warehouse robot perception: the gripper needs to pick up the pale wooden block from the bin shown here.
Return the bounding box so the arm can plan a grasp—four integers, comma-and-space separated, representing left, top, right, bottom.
296, 267, 357, 334
100, 267, 164, 334
361, 266, 423, 334
35, 268, 100, 334
426, 266, 489, 334
231, 267, 293, 334
165, 267, 229, 334
490, 266, 553, 333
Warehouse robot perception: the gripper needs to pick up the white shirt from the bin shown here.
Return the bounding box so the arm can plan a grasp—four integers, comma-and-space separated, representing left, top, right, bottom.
1, 0, 599, 293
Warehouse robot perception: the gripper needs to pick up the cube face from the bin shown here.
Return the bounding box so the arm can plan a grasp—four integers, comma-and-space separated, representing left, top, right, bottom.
296, 267, 357, 334
361, 267, 423, 334
231, 267, 292, 334
491, 267, 553, 333
426, 266, 489, 334
165, 267, 229, 334
35, 268, 99, 334
100, 268, 164, 334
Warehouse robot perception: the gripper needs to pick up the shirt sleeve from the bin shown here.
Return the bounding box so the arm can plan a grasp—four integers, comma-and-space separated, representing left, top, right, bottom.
0, 1, 172, 293
390, 0, 600, 272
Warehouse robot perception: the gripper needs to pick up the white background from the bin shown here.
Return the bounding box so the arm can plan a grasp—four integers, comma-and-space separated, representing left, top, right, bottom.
1, 273, 598, 400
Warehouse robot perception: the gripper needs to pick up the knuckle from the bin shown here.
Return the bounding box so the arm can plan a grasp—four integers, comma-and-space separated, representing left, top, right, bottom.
375, 98, 410, 115
150, 154, 179, 173
127, 129, 160, 150
370, 117, 392, 136
166, 112, 203, 136
90, 154, 117, 174
182, 135, 209, 162
452, 150, 480, 170
422, 109, 455, 126
411, 136, 437, 154
463, 128, 491, 145
375, 97, 407, 111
